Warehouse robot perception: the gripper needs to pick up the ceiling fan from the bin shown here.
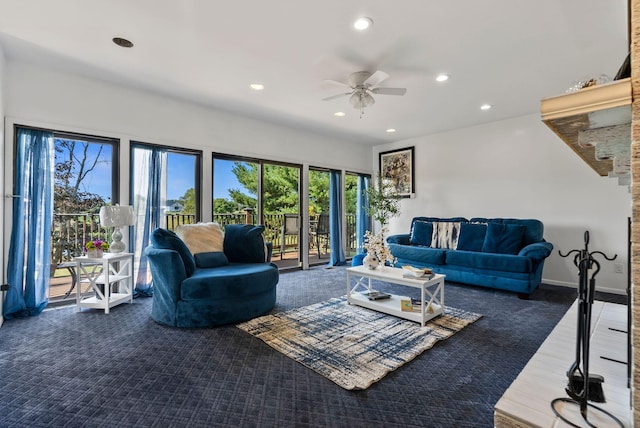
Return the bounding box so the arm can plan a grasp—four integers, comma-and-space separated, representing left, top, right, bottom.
322, 71, 407, 116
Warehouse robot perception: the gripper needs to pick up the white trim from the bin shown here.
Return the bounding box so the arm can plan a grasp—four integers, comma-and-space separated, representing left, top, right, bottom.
541, 277, 626, 296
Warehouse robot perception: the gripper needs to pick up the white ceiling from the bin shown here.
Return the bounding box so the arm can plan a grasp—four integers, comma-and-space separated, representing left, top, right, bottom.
0, 0, 629, 145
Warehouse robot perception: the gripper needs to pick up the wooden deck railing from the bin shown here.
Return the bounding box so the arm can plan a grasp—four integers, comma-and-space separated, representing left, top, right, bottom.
50, 211, 358, 272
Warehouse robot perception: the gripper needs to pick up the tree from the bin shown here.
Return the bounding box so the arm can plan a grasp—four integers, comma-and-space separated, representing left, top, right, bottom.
178, 188, 196, 214
230, 162, 299, 213
54, 139, 107, 214
213, 198, 240, 214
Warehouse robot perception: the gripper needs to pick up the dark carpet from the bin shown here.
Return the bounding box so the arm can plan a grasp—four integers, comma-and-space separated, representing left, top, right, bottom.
0, 266, 626, 428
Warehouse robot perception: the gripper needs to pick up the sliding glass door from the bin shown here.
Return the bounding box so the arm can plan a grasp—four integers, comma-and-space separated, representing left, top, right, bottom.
131, 143, 201, 295
308, 168, 330, 265
213, 154, 301, 269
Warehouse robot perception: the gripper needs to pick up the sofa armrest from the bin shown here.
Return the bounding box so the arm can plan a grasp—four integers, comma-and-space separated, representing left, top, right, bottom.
518, 241, 553, 260
145, 246, 187, 302
387, 234, 411, 245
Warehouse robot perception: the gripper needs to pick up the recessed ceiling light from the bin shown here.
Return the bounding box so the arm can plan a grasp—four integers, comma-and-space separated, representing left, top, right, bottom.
353, 17, 373, 31
480, 104, 492, 110
334, 112, 346, 117
386, 128, 396, 133
436, 74, 450, 82
112, 37, 134, 48
250, 83, 264, 91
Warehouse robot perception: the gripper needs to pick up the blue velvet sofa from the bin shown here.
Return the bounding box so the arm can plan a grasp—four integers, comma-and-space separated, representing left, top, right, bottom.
357, 217, 553, 296
145, 224, 279, 328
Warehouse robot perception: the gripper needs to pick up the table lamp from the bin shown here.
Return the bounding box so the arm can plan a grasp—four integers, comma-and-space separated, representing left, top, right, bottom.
99, 205, 135, 253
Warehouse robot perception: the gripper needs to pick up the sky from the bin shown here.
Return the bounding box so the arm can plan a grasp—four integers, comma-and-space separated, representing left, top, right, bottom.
59, 140, 243, 204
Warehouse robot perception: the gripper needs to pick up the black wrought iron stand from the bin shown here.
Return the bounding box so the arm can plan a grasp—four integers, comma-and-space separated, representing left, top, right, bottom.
551, 231, 624, 427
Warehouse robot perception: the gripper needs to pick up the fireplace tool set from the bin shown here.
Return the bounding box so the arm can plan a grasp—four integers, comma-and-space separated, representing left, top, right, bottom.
552, 231, 623, 427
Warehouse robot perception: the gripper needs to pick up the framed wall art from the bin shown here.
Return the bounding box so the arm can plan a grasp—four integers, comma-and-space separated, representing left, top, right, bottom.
379, 146, 415, 198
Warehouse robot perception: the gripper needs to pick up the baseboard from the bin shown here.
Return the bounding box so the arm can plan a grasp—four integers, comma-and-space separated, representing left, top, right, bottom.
542, 278, 626, 296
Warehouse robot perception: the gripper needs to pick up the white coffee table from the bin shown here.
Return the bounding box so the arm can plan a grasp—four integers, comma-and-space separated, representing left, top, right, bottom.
346, 265, 445, 326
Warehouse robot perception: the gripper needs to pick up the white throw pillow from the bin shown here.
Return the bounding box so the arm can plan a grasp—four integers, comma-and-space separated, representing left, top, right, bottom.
175, 222, 224, 255
430, 221, 461, 249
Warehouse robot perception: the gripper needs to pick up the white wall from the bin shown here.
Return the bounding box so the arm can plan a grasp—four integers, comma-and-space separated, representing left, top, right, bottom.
376, 114, 631, 294
0, 44, 5, 325
5, 61, 371, 173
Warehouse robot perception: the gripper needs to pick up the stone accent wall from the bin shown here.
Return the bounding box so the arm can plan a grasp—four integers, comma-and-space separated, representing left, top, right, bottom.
633, 0, 640, 422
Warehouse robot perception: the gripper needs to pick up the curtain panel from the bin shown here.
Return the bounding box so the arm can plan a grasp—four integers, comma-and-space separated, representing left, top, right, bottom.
131, 146, 167, 297
328, 170, 345, 266
356, 175, 370, 254
4, 127, 54, 318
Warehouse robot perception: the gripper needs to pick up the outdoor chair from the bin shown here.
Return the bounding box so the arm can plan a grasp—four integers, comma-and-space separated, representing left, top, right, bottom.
314, 214, 330, 258
280, 214, 299, 260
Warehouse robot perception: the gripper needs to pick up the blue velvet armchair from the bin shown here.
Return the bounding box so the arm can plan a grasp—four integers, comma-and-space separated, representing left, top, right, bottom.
145, 224, 279, 328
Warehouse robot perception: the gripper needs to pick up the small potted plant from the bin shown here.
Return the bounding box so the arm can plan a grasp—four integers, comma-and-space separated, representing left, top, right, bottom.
85, 239, 109, 258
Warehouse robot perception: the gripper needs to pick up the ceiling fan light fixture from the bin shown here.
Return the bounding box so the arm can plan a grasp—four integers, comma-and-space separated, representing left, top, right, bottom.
349, 91, 375, 109
353, 17, 373, 31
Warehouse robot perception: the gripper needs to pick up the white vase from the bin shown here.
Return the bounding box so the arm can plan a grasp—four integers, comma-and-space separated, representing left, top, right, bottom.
363, 253, 379, 270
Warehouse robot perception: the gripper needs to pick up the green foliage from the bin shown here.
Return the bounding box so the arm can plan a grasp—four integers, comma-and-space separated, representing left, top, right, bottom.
213, 198, 241, 214
178, 188, 196, 214
308, 170, 329, 215
366, 176, 400, 227
216, 163, 360, 217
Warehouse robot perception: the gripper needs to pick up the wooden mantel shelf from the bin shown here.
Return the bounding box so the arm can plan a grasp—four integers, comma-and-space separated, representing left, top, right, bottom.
541, 78, 631, 176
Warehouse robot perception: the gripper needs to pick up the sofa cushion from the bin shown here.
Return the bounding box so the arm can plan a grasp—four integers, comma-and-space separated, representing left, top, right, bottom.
181, 263, 279, 301
224, 224, 267, 263
456, 223, 487, 252
194, 251, 229, 268
470, 218, 543, 246
150, 228, 196, 277
388, 243, 447, 265
482, 223, 525, 255
430, 221, 461, 249
176, 222, 224, 255
410, 220, 433, 246
446, 250, 532, 273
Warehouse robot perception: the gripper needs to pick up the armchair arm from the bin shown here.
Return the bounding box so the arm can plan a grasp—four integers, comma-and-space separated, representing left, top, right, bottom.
144, 246, 187, 303
266, 242, 273, 262
518, 241, 553, 260
387, 234, 411, 245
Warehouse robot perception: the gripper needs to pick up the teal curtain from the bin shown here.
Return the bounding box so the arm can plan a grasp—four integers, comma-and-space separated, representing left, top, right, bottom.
356, 175, 370, 254
4, 127, 54, 318
328, 170, 345, 266
131, 145, 167, 297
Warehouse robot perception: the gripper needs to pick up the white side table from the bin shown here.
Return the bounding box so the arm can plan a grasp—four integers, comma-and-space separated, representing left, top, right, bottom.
74, 252, 134, 314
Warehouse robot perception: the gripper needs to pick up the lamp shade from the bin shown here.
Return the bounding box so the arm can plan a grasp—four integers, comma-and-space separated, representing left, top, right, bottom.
99, 205, 135, 227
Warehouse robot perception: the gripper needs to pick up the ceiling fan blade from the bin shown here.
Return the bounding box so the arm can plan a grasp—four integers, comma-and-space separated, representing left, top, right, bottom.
363, 70, 389, 88
372, 87, 407, 96
322, 92, 351, 101
323, 79, 351, 89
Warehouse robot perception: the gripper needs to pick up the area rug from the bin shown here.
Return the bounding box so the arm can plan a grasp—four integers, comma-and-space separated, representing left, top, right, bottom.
236, 296, 482, 390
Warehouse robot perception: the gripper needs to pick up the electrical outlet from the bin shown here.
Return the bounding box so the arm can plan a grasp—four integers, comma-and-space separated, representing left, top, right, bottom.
614, 263, 624, 274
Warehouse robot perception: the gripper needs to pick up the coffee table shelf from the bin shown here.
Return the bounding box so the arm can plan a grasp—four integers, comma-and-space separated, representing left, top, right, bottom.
346, 265, 445, 326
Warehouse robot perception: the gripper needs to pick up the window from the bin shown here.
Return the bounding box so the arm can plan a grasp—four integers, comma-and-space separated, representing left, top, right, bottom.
50, 132, 119, 303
